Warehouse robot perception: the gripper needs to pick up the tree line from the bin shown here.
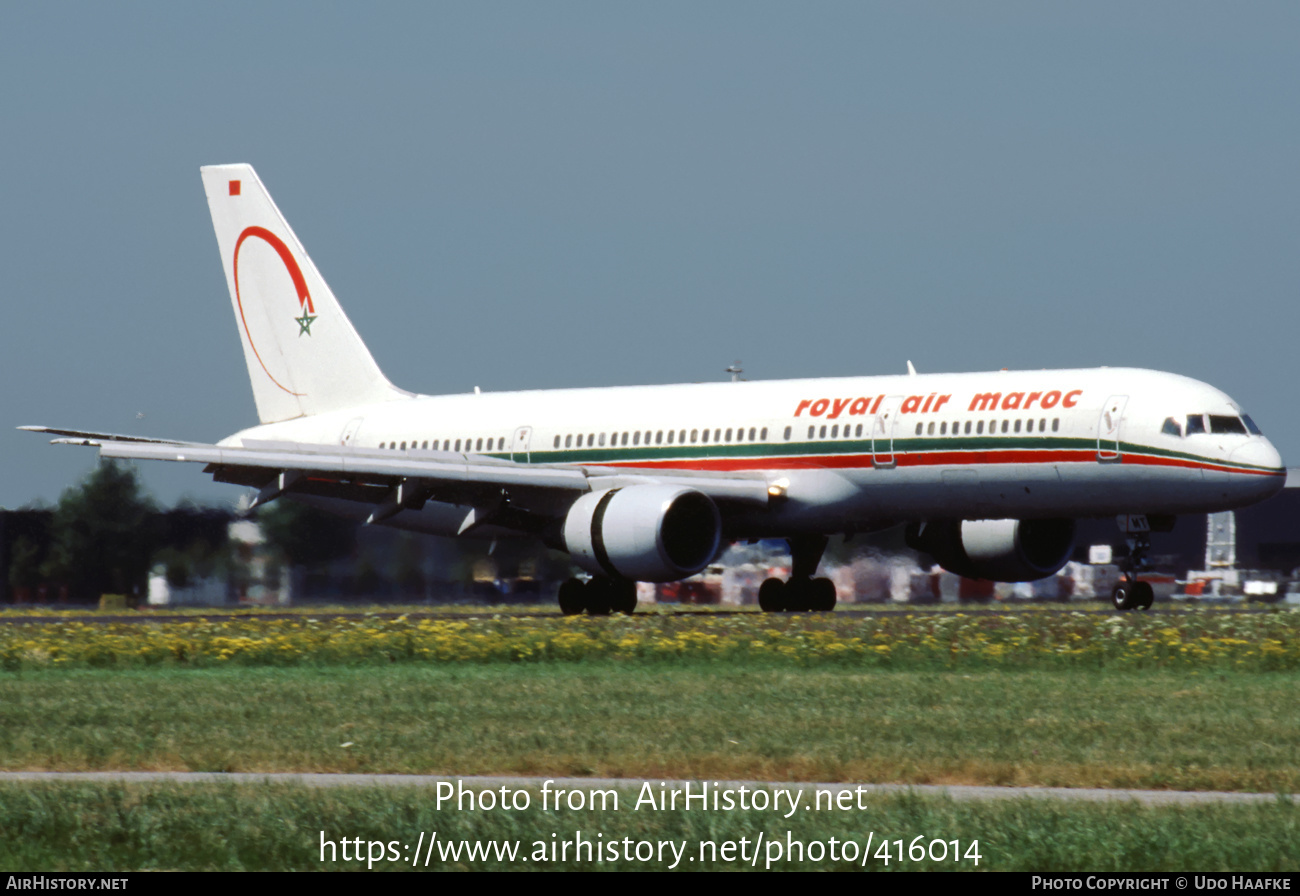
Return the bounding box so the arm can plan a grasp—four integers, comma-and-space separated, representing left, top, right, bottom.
3, 461, 569, 605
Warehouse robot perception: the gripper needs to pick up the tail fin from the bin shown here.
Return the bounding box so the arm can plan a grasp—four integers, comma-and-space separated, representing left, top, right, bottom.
200, 164, 410, 424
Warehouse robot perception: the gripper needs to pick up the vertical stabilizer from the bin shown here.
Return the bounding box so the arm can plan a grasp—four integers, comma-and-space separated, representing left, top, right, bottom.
200, 164, 410, 424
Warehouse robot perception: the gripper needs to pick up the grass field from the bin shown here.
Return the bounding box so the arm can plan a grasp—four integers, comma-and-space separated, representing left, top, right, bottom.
3, 607, 1296, 871
2, 664, 1298, 791
1, 781, 1296, 871
3, 606, 1298, 670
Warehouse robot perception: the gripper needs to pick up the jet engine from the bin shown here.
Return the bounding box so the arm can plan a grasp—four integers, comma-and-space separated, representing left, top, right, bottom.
905, 518, 1076, 582
563, 486, 722, 582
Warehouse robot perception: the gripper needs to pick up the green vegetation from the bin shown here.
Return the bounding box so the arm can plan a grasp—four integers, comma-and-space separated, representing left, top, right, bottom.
0, 781, 1295, 871
2, 665, 1298, 791
3, 608, 1299, 671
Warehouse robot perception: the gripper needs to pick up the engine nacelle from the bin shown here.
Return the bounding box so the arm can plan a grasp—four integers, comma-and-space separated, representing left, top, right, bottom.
906, 518, 1076, 582
563, 486, 722, 582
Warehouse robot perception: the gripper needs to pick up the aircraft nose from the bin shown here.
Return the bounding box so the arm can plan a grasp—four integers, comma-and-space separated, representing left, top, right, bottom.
1230, 438, 1284, 474
1229, 439, 1287, 502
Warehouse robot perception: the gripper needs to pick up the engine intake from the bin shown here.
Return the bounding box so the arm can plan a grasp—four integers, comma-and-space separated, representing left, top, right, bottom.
563, 486, 722, 582
906, 518, 1076, 582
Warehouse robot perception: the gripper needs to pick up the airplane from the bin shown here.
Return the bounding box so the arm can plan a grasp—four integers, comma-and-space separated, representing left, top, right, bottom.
23, 164, 1288, 614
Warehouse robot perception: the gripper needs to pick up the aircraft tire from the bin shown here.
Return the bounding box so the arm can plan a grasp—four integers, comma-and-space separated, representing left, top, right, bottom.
1111, 583, 1135, 612
812, 577, 837, 612
784, 579, 811, 612
558, 577, 586, 616
758, 578, 786, 613
1134, 580, 1154, 610
611, 579, 638, 615
585, 577, 613, 616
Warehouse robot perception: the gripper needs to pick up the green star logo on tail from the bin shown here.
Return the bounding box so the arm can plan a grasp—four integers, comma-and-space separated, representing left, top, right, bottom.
295, 312, 317, 336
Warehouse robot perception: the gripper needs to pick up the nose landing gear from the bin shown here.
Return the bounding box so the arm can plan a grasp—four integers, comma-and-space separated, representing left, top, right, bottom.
1111, 516, 1156, 611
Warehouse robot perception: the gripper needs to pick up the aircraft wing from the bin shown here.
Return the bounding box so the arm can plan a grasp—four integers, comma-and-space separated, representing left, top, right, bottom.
29, 432, 774, 529
17, 426, 203, 446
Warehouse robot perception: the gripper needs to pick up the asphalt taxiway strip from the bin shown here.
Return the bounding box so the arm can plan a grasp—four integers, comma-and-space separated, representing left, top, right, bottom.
0, 772, 1289, 805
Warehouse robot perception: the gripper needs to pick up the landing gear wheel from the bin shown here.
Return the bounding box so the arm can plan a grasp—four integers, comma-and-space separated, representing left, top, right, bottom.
584, 577, 613, 616
610, 579, 638, 615
758, 578, 786, 612
558, 577, 586, 616
1134, 580, 1154, 610
1112, 582, 1134, 611
784, 580, 812, 612
811, 577, 837, 612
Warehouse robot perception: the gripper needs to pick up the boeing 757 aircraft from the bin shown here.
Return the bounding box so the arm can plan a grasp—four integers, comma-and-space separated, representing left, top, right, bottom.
24, 165, 1287, 613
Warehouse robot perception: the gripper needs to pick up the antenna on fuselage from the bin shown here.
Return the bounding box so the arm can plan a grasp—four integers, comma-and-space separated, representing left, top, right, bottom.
726, 361, 744, 382
906, 360, 917, 376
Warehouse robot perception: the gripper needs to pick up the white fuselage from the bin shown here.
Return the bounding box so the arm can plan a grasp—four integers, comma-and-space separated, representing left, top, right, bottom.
220, 366, 1286, 538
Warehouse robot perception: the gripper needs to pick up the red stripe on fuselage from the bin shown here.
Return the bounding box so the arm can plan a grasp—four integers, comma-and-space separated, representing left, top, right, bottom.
593, 449, 1283, 477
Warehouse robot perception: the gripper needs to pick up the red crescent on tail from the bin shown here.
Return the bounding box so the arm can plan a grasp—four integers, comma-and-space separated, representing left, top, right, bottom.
233, 226, 313, 396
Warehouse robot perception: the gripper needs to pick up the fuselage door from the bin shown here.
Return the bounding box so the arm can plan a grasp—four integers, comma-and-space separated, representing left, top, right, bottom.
1097, 395, 1128, 462
339, 417, 364, 446
511, 426, 533, 463
872, 396, 903, 468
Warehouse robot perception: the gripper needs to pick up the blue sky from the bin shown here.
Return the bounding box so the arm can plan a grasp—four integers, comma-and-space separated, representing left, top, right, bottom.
2, 3, 1297, 508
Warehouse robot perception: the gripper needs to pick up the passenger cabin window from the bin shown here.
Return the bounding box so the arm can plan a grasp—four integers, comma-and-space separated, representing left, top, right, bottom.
760, 427, 767, 440
976, 421, 984, 435
1209, 415, 1247, 435
784, 426, 792, 441
1186, 414, 1207, 435
1161, 418, 1182, 437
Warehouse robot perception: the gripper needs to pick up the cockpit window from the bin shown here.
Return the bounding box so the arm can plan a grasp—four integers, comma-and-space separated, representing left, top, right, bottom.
1185, 414, 1206, 435
1161, 417, 1182, 437
1242, 414, 1263, 435
1209, 415, 1247, 435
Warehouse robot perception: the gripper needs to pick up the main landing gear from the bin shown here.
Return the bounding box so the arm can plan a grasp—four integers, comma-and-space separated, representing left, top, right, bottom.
557, 576, 637, 616
758, 535, 838, 613
1111, 516, 1155, 612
